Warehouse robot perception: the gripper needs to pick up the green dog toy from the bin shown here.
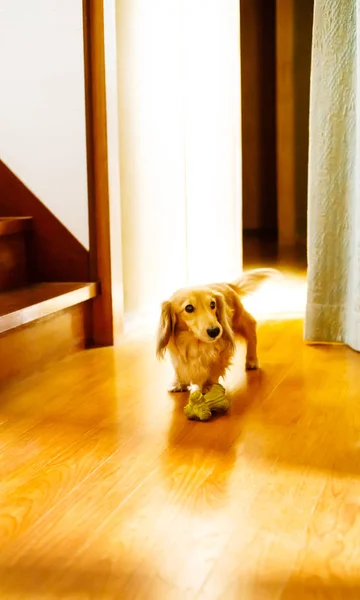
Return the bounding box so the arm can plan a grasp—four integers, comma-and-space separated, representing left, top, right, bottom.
184, 383, 230, 421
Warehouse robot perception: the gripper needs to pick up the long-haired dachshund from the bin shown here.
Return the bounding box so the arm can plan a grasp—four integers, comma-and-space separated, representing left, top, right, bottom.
156, 268, 278, 393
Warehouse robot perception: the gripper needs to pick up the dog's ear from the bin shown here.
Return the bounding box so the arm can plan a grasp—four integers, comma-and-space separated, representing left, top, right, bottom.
156, 301, 176, 360
215, 292, 235, 351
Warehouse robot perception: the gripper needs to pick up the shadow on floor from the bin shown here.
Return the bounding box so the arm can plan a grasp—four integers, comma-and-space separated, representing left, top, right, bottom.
226, 575, 360, 600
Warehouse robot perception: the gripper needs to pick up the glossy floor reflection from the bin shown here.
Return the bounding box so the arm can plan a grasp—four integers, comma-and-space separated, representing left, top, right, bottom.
1, 263, 360, 599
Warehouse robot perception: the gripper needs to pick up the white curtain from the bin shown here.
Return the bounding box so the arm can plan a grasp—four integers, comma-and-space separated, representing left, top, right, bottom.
116, 0, 242, 316
305, 0, 360, 350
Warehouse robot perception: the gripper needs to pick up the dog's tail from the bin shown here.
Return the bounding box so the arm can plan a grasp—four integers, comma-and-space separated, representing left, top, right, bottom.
230, 268, 281, 297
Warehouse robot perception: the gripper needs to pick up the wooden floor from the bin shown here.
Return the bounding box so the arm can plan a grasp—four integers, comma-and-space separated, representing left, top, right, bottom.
1, 263, 360, 598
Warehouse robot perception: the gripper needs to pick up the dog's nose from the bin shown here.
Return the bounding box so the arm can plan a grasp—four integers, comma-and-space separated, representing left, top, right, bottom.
207, 327, 220, 339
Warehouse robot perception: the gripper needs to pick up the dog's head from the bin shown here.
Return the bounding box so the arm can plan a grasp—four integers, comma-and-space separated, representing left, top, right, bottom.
156, 286, 235, 359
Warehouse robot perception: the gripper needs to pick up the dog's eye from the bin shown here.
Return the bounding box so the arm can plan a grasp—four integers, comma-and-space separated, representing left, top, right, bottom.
185, 304, 194, 313
210, 301, 216, 309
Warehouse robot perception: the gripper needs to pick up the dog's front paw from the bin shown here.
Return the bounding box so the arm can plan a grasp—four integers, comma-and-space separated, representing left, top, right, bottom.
168, 383, 189, 393
246, 358, 259, 370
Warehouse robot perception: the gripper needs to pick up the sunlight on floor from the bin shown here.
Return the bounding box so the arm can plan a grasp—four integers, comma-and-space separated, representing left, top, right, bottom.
243, 274, 307, 322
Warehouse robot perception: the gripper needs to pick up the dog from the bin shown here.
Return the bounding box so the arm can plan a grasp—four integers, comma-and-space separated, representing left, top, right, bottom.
156, 268, 279, 394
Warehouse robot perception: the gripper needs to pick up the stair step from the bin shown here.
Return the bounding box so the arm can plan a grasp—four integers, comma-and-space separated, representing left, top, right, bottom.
0, 216, 32, 236
0, 282, 97, 335
0, 217, 32, 293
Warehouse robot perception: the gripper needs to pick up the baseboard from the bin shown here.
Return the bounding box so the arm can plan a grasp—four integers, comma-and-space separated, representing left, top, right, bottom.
0, 302, 92, 390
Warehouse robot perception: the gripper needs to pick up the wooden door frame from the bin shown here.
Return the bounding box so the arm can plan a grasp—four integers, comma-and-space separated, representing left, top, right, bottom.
82, 0, 124, 346
276, 0, 296, 248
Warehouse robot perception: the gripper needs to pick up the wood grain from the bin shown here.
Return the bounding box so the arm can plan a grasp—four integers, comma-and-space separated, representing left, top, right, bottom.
0, 282, 97, 387
276, 0, 296, 247
0, 258, 359, 598
0, 282, 97, 334
0, 160, 90, 283
0, 302, 93, 390
0, 232, 29, 293
83, 0, 124, 346
0, 217, 32, 237
240, 0, 277, 233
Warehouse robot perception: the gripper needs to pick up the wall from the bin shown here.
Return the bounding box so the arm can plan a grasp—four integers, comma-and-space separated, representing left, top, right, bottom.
241, 0, 313, 241
0, 0, 89, 248
276, 0, 313, 247
240, 0, 277, 233
294, 0, 314, 243
116, 0, 242, 315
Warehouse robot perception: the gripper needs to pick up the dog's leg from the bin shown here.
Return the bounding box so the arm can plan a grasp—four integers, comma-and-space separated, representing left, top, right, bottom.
189, 357, 230, 394
243, 312, 259, 370
167, 356, 190, 393
168, 379, 189, 393
168, 365, 189, 393
189, 374, 213, 395
235, 309, 259, 370
203, 364, 227, 392
202, 378, 219, 394
170, 360, 213, 395
189, 383, 207, 395
183, 370, 210, 395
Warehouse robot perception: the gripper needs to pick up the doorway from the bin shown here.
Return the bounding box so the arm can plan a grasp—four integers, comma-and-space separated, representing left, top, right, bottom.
240, 0, 314, 267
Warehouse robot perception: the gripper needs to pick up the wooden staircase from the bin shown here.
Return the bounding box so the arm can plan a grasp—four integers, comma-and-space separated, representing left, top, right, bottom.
0, 216, 97, 388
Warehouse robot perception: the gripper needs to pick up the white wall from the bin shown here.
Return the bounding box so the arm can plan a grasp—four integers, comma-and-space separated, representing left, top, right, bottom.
0, 0, 89, 248
116, 0, 242, 314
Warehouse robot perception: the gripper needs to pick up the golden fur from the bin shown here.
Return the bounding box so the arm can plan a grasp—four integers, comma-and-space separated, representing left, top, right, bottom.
156, 269, 279, 393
